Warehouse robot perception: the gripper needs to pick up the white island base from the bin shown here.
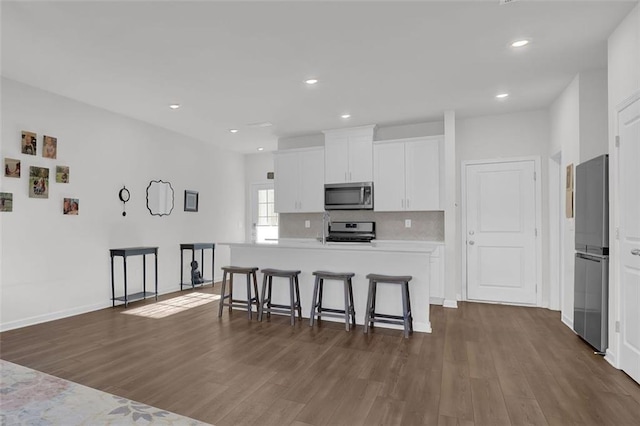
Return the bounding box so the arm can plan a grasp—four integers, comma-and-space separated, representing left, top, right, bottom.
223, 240, 433, 333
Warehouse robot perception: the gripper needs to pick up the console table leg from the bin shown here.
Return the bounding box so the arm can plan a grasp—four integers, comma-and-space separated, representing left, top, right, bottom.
123, 257, 128, 307
110, 256, 115, 307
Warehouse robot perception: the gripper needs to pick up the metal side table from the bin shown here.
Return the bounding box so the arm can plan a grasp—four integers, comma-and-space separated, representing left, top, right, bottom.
110, 247, 158, 307
180, 243, 215, 290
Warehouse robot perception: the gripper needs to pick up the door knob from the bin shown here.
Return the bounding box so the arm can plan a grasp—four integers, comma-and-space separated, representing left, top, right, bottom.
632, 249, 640, 256
469, 230, 475, 235
469, 241, 475, 245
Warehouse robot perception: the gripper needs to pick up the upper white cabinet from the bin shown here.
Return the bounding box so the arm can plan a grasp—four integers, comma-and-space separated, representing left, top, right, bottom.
274, 147, 324, 213
373, 136, 443, 211
323, 125, 376, 184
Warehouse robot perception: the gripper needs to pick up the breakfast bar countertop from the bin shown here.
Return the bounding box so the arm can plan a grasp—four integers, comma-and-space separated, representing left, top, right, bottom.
222, 239, 443, 254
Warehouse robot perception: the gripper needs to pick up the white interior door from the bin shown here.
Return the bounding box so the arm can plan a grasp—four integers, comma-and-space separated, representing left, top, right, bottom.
618, 96, 640, 384
465, 160, 538, 305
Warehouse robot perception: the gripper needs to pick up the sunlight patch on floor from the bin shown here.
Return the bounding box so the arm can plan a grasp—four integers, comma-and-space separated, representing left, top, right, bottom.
121, 292, 220, 318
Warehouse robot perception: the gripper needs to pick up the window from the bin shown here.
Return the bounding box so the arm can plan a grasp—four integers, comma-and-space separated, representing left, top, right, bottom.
252, 186, 278, 243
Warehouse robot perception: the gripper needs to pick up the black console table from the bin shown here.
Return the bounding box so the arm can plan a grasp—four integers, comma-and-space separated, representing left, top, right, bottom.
180, 243, 215, 290
110, 247, 158, 307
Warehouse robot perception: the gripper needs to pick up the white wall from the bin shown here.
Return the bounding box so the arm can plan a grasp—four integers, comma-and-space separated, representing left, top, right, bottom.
607, 3, 640, 367
456, 109, 550, 304
579, 69, 609, 162
0, 78, 245, 331
550, 75, 580, 326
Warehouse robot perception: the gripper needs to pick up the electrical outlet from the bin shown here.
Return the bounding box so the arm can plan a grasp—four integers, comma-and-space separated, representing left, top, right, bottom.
305, 220, 311, 228
405, 219, 411, 228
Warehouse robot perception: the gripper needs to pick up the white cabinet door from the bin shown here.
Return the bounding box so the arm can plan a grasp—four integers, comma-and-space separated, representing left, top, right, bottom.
348, 135, 373, 183
298, 148, 325, 212
274, 152, 299, 213
406, 138, 440, 210
324, 136, 349, 184
374, 142, 405, 212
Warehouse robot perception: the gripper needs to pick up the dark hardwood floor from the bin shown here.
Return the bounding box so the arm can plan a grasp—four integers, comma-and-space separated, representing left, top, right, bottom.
1, 286, 639, 425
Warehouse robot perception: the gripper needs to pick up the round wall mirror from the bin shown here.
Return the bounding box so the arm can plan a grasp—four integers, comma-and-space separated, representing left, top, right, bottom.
146, 180, 174, 216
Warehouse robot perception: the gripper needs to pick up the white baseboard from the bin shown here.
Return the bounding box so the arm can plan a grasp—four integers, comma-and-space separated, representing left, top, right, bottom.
605, 349, 618, 368
430, 297, 444, 305
443, 299, 458, 309
0, 301, 110, 332
561, 314, 574, 330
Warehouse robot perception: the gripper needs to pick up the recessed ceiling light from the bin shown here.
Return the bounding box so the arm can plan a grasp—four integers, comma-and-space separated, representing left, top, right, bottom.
229, 129, 239, 133
341, 114, 351, 119
496, 93, 509, 99
257, 147, 264, 151
305, 78, 318, 85
511, 39, 530, 48
169, 103, 181, 110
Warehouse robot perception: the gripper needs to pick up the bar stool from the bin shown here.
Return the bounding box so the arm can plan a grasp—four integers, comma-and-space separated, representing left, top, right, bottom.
258, 268, 302, 326
309, 271, 356, 331
364, 273, 413, 338
218, 266, 260, 319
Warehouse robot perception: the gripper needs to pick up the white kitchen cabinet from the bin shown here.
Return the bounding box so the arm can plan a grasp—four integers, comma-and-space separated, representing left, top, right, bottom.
274, 147, 324, 213
374, 136, 443, 211
323, 125, 376, 184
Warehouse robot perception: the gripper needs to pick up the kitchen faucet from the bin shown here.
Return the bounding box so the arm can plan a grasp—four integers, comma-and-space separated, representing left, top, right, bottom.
322, 211, 331, 245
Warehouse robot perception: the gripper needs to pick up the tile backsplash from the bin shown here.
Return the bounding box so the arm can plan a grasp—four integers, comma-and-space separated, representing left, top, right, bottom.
279, 211, 444, 241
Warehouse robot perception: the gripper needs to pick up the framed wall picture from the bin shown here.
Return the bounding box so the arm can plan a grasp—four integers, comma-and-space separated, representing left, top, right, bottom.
56, 165, 69, 183
184, 190, 199, 212
0, 192, 13, 212
43, 135, 57, 159
21, 131, 37, 156
29, 166, 49, 199
63, 198, 79, 215
4, 158, 21, 178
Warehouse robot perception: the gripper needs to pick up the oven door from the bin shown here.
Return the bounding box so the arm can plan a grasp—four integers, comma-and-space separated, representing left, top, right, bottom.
324, 182, 373, 210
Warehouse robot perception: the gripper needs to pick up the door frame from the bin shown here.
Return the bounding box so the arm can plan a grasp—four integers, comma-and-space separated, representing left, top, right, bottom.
610, 90, 640, 369
248, 181, 275, 237
461, 156, 543, 306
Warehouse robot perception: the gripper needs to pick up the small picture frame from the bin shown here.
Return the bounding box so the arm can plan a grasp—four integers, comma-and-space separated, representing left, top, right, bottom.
21, 131, 37, 156
56, 165, 69, 183
43, 135, 57, 159
4, 158, 21, 178
184, 190, 199, 212
0, 192, 13, 212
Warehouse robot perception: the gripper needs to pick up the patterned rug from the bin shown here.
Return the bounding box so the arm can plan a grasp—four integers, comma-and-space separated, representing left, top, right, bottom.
0, 360, 210, 425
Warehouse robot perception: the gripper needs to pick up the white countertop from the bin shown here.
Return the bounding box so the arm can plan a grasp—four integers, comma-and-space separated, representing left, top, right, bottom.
222, 239, 442, 254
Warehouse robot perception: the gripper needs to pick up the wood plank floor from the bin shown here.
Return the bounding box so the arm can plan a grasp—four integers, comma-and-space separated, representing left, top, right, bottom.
1, 286, 639, 425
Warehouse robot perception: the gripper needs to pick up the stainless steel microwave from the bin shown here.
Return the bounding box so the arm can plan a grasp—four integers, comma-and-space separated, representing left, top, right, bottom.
324, 182, 373, 210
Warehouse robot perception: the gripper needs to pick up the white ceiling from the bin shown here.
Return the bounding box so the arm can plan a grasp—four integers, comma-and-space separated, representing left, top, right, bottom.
2, 1, 636, 153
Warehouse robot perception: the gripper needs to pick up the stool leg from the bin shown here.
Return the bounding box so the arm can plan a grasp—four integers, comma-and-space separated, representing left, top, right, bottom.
371, 280, 377, 328
228, 274, 234, 313
364, 278, 374, 334
310, 275, 320, 327
348, 278, 356, 329
289, 276, 295, 326
252, 271, 260, 311
401, 281, 410, 338
294, 275, 302, 320
218, 270, 228, 317
259, 273, 268, 321
245, 273, 252, 320
317, 279, 324, 321
406, 282, 413, 332
267, 276, 273, 319
343, 278, 350, 331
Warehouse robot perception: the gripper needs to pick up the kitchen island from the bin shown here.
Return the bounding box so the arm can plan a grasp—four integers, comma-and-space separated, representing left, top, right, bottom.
221, 239, 437, 333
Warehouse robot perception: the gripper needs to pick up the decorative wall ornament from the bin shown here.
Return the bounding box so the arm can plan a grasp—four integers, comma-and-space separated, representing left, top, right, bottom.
0, 192, 13, 212
184, 190, 199, 212
4, 158, 21, 178
146, 180, 174, 216
43, 135, 57, 159
29, 166, 49, 199
118, 186, 130, 217
63, 198, 79, 215
56, 165, 69, 183
21, 131, 37, 156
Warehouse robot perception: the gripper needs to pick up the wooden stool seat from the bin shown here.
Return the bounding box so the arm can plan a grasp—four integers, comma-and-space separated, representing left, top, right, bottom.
309, 271, 356, 331
364, 273, 413, 338
259, 268, 302, 325
218, 266, 260, 320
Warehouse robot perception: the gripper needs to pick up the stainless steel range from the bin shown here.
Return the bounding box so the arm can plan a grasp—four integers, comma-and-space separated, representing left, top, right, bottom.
326, 221, 376, 243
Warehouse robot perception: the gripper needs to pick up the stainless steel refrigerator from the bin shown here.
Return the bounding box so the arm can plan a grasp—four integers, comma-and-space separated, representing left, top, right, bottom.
574, 154, 609, 353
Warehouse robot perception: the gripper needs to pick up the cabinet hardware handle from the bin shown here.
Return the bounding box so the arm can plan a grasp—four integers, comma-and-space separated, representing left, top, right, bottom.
345, 172, 347, 181
632, 249, 640, 256
469, 241, 475, 245
350, 172, 352, 181
401, 199, 404, 208
407, 199, 410, 209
